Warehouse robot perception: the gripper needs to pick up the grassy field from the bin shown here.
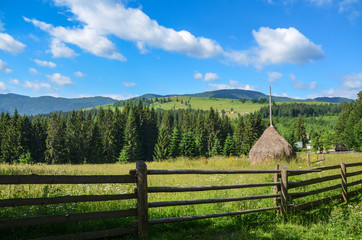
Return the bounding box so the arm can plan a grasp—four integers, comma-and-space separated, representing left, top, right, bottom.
0, 154, 361, 239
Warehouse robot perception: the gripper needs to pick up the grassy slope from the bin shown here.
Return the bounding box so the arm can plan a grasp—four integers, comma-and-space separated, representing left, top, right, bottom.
0, 154, 361, 239
87, 96, 333, 118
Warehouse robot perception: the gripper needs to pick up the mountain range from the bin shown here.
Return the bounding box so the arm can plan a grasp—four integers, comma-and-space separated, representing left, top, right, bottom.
0, 89, 354, 115
0, 93, 117, 115
136, 89, 354, 103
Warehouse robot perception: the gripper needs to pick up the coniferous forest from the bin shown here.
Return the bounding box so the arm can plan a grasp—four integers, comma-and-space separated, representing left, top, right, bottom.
0, 92, 361, 164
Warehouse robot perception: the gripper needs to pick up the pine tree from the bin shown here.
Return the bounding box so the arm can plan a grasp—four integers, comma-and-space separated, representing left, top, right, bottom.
118, 108, 141, 163
45, 113, 66, 164
195, 113, 207, 156
31, 117, 47, 162
169, 126, 182, 158
234, 117, 245, 155
179, 131, 198, 158
211, 138, 222, 156
153, 126, 170, 161
223, 134, 236, 156
295, 114, 307, 147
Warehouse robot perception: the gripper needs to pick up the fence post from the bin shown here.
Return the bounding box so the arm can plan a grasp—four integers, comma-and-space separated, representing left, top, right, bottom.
136, 161, 148, 238
307, 153, 310, 166
280, 165, 288, 215
316, 153, 319, 161
322, 152, 325, 160
340, 161, 348, 202
273, 164, 279, 211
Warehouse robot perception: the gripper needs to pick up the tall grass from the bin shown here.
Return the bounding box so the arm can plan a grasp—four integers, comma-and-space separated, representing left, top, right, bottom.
0, 153, 361, 239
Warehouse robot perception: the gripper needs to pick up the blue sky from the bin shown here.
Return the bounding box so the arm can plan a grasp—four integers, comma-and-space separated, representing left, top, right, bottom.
0, 0, 361, 100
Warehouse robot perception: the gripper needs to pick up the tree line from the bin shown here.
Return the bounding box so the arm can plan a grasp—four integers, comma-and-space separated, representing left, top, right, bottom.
335, 91, 362, 151
0, 102, 266, 164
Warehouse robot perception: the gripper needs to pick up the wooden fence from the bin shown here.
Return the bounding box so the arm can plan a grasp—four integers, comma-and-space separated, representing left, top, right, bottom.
0, 160, 361, 239
307, 152, 326, 166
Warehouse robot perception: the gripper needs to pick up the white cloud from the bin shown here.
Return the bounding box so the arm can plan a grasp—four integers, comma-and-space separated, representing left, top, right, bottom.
100, 93, 139, 100
25, 0, 222, 61
193, 71, 203, 80
193, 71, 220, 82
0, 81, 7, 91
0, 20, 4, 32
308, 0, 333, 6
0, 59, 12, 73
289, 73, 317, 89
308, 88, 360, 99
23, 81, 56, 92
0, 32, 26, 53
29, 67, 40, 75
224, 27, 324, 69
208, 79, 257, 91
49, 38, 78, 58
204, 73, 220, 82
122, 81, 137, 87
339, 0, 361, 22
46, 73, 73, 86
342, 73, 362, 89
267, 72, 283, 83
74, 71, 86, 78
34, 59, 57, 68
10, 78, 20, 85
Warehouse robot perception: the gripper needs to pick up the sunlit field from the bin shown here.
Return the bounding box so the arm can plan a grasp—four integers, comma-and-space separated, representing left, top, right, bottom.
0, 153, 361, 239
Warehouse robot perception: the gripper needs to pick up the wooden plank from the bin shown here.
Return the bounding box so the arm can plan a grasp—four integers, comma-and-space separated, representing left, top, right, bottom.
0, 209, 137, 229
0, 175, 136, 185
273, 165, 279, 209
147, 207, 279, 225
288, 174, 341, 189
288, 183, 341, 200
136, 161, 148, 239
148, 182, 279, 193
311, 165, 340, 171
347, 179, 362, 187
148, 194, 280, 208
345, 162, 362, 167
346, 170, 362, 177
0, 193, 136, 208
33, 227, 137, 240
341, 162, 348, 202
290, 193, 342, 210
288, 169, 322, 176
280, 165, 288, 215
148, 169, 281, 175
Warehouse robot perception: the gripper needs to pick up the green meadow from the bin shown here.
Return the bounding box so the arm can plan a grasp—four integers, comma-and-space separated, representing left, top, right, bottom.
0, 153, 361, 239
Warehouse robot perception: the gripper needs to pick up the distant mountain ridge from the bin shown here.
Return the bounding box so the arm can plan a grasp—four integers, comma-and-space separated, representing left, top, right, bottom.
138, 89, 354, 103
0, 93, 117, 115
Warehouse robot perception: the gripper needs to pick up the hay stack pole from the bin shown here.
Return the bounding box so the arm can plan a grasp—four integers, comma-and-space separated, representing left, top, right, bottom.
269, 86, 273, 127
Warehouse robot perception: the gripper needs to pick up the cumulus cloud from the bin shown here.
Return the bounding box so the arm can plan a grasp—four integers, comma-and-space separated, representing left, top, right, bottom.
122, 81, 137, 87
100, 93, 139, 100
267, 72, 283, 83
10, 78, 20, 85
342, 73, 362, 89
24, 0, 222, 61
0, 32, 26, 53
289, 73, 317, 89
46, 73, 73, 85
308, 0, 333, 6
23, 81, 56, 92
29, 67, 40, 75
339, 0, 361, 22
193, 71, 203, 80
50, 38, 78, 58
74, 71, 86, 78
34, 59, 57, 68
0, 81, 7, 91
193, 71, 220, 82
0, 59, 12, 73
208, 79, 257, 91
308, 88, 360, 99
224, 27, 324, 69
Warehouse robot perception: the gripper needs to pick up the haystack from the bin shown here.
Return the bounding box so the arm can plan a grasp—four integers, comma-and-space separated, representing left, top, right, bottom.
249, 126, 296, 164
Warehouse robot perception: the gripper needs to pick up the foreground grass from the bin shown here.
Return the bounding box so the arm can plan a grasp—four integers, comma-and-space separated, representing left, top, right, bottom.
0, 154, 361, 239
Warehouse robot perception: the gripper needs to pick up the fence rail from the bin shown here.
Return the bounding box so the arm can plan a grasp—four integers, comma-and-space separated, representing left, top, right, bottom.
0, 160, 361, 239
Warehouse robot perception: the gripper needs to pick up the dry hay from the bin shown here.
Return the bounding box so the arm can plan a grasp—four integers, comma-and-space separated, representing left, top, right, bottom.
249, 126, 296, 164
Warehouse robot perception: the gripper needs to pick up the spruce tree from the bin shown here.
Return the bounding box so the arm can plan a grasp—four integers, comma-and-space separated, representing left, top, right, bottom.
295, 114, 307, 147
179, 131, 198, 158
223, 134, 236, 157
118, 108, 141, 163
45, 113, 66, 164
169, 126, 182, 158
211, 138, 222, 156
